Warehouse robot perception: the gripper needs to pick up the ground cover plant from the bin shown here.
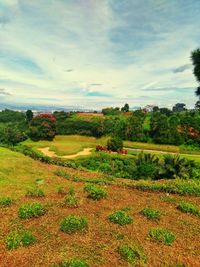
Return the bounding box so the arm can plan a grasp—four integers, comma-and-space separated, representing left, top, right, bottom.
64, 186, 80, 208
26, 187, 45, 198
18, 202, 47, 219
108, 209, 133, 226
140, 207, 161, 220
5, 230, 36, 250
84, 184, 107, 200
54, 258, 89, 267
148, 228, 176, 245
60, 215, 88, 234
177, 201, 200, 217
0, 197, 13, 207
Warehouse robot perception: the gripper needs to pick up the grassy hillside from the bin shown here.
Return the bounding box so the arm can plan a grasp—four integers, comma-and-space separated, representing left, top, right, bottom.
0, 147, 200, 266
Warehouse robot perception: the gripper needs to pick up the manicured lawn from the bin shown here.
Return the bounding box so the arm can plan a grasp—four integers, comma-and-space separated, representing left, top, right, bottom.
23, 135, 108, 156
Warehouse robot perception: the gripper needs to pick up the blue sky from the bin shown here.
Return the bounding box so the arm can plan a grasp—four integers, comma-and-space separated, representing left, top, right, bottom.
0, 0, 200, 109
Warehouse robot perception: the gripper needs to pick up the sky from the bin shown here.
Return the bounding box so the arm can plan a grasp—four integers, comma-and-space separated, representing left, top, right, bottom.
0, 0, 200, 110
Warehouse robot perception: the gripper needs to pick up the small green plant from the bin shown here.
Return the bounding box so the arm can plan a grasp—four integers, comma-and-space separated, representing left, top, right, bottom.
26, 188, 45, 198
108, 209, 133, 226
177, 202, 200, 217
118, 242, 146, 265
148, 228, 175, 245
5, 230, 36, 250
0, 197, 13, 207
84, 184, 107, 200
54, 258, 89, 267
140, 207, 161, 220
60, 215, 88, 234
64, 186, 79, 208
160, 195, 177, 204
18, 202, 47, 219
57, 186, 66, 195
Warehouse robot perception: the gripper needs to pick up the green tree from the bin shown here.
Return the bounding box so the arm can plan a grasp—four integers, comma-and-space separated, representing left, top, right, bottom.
191, 48, 200, 96
28, 114, 56, 141
26, 110, 33, 123
121, 103, 129, 112
107, 136, 123, 152
0, 124, 26, 145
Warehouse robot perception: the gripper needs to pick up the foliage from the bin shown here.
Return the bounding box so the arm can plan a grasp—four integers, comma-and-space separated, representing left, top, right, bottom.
5, 230, 36, 250
191, 49, 200, 92
118, 242, 146, 265
57, 186, 67, 195
0, 197, 13, 207
177, 202, 200, 217
148, 228, 175, 245
64, 186, 79, 208
84, 184, 107, 200
26, 188, 45, 198
107, 136, 123, 152
60, 215, 88, 234
108, 209, 133, 226
28, 114, 56, 141
26, 110, 33, 122
121, 103, 129, 112
135, 153, 159, 180
0, 109, 25, 123
140, 207, 161, 220
54, 258, 89, 267
0, 124, 27, 145
18, 202, 47, 219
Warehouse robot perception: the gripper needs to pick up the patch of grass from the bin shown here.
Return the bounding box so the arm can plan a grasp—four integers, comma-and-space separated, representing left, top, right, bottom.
140, 207, 161, 220
18, 202, 47, 219
64, 186, 79, 208
0, 197, 13, 207
54, 258, 89, 267
5, 230, 36, 250
26, 188, 45, 198
108, 209, 133, 226
177, 202, 200, 217
84, 184, 107, 200
160, 195, 177, 204
57, 186, 67, 195
118, 241, 147, 265
60, 215, 88, 234
148, 228, 175, 245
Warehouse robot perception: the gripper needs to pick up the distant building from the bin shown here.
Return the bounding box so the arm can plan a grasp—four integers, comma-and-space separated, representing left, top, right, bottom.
172, 103, 186, 112
143, 105, 157, 112
33, 111, 53, 117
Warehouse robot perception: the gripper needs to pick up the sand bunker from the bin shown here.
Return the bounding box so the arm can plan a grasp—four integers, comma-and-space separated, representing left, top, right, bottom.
38, 147, 92, 159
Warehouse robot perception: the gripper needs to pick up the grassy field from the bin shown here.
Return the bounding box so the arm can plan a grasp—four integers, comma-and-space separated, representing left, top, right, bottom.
23, 135, 107, 156
0, 147, 200, 266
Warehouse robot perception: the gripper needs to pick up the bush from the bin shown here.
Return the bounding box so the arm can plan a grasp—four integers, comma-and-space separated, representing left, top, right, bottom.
177, 202, 200, 216
18, 202, 47, 219
60, 215, 88, 234
54, 258, 89, 267
148, 228, 175, 245
107, 136, 123, 152
108, 209, 133, 226
118, 242, 146, 265
140, 207, 161, 220
5, 230, 36, 250
0, 197, 13, 207
84, 184, 107, 200
26, 188, 45, 198
135, 153, 159, 180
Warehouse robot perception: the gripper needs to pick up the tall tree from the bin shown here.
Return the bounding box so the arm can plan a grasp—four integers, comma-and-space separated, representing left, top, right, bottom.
191, 48, 200, 96
26, 110, 33, 123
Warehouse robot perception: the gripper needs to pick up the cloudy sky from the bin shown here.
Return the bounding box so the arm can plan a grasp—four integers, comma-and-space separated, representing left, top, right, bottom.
0, 0, 200, 109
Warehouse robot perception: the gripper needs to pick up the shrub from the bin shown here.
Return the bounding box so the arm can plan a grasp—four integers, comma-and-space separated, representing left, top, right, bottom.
0, 197, 13, 207
118, 242, 146, 265
177, 202, 200, 217
148, 228, 175, 245
26, 188, 45, 198
18, 202, 47, 219
84, 184, 107, 200
140, 207, 161, 220
54, 258, 89, 267
5, 230, 36, 250
135, 153, 159, 180
107, 136, 123, 152
60, 215, 88, 234
108, 209, 133, 226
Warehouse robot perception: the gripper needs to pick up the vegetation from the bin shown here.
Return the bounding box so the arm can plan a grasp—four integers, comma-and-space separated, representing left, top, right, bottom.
108, 209, 133, 226
0, 197, 13, 207
26, 188, 45, 198
177, 202, 200, 217
140, 207, 161, 220
54, 258, 89, 267
118, 242, 146, 265
84, 184, 107, 200
18, 202, 47, 219
107, 136, 123, 152
148, 228, 176, 245
64, 186, 80, 208
60, 215, 88, 234
5, 230, 36, 250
